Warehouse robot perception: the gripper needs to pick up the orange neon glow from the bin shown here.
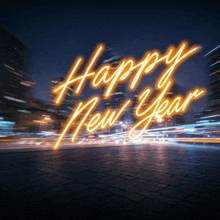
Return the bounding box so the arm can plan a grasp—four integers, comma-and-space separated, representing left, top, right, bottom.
76, 45, 104, 94
92, 65, 111, 87
91, 57, 136, 97
53, 58, 82, 105
54, 96, 99, 149
130, 52, 159, 90
51, 41, 205, 149
157, 42, 199, 89
87, 100, 130, 132
53, 44, 104, 102
169, 139, 220, 143
129, 79, 205, 140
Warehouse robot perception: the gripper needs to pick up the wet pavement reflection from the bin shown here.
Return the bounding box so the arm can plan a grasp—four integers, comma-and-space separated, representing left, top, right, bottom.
0, 144, 220, 220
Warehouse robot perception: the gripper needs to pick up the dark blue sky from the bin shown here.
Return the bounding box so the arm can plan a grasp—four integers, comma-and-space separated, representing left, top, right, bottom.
1, 0, 220, 117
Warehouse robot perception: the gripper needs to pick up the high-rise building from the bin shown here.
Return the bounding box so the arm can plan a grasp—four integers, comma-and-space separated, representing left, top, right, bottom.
100, 48, 126, 132
0, 23, 34, 123
102, 49, 125, 116
102, 49, 125, 108
204, 45, 220, 115
50, 77, 75, 118
145, 83, 186, 128
164, 83, 186, 126
132, 93, 139, 124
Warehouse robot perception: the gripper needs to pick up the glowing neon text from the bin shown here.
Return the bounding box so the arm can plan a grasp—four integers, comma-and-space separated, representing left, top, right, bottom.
52, 41, 205, 149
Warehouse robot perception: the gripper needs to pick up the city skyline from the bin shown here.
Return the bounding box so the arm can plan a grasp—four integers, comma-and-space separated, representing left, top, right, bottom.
1, 0, 220, 115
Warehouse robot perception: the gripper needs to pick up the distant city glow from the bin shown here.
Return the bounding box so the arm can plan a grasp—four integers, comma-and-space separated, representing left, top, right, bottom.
157, 118, 163, 122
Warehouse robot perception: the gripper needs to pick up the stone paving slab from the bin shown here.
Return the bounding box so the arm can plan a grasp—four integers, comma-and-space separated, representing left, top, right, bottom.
0, 144, 220, 220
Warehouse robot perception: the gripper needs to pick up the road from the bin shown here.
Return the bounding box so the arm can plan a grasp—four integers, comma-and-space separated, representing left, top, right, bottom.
1, 143, 220, 219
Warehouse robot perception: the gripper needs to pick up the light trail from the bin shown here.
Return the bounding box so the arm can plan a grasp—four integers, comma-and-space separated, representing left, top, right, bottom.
1, 138, 220, 144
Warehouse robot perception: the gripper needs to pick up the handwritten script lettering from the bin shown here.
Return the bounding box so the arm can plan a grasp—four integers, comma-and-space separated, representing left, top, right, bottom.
52, 41, 205, 149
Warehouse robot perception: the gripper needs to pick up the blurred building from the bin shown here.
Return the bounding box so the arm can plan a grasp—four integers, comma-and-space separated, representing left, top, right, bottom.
50, 77, 75, 118
194, 112, 204, 123
0, 116, 15, 135
104, 83, 125, 110
16, 110, 66, 133
131, 83, 186, 129
0, 23, 34, 125
166, 83, 185, 126
151, 83, 186, 128
132, 93, 139, 124
132, 92, 149, 125
101, 49, 126, 132
14, 97, 67, 132
102, 50, 125, 111
204, 45, 220, 119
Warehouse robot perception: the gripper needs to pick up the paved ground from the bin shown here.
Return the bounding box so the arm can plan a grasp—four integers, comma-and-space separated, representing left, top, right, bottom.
0, 143, 220, 220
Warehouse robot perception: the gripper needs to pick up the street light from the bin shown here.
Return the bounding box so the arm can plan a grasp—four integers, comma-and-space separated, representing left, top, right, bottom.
157, 118, 163, 123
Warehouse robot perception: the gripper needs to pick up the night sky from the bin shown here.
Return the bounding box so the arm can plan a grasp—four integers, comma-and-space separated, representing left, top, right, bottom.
1, 0, 220, 121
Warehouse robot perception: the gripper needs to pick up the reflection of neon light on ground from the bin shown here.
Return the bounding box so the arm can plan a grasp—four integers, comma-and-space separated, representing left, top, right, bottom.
167, 138, 220, 143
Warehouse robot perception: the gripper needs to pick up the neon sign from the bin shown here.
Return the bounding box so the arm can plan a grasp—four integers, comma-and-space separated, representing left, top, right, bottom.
52, 41, 205, 149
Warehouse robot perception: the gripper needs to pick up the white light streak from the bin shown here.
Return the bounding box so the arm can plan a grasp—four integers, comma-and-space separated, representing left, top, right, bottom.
210, 60, 220, 67
204, 45, 220, 57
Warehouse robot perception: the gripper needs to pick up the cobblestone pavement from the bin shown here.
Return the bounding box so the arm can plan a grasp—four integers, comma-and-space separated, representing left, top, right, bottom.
1, 144, 220, 220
